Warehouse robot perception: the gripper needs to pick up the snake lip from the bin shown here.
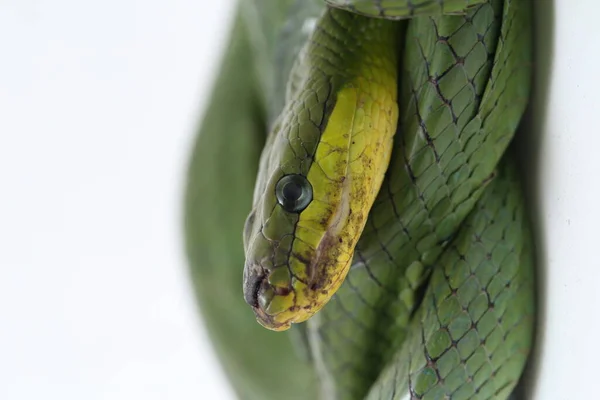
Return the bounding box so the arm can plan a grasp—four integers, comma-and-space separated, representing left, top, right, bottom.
243, 262, 292, 331
253, 306, 291, 332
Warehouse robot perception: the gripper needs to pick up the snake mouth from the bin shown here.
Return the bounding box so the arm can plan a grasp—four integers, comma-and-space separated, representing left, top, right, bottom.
252, 306, 291, 331
243, 262, 293, 331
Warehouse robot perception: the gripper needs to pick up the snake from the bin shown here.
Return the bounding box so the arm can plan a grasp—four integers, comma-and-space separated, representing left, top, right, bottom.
184, 1, 535, 399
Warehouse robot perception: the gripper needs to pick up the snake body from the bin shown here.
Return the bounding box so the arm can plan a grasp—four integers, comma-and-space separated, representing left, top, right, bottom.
184, 1, 535, 399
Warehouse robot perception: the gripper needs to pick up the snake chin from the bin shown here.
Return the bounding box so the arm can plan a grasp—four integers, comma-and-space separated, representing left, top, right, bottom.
253, 307, 292, 332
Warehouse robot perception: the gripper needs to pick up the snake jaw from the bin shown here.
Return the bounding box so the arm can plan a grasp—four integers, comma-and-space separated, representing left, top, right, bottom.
253, 307, 292, 332
243, 261, 293, 331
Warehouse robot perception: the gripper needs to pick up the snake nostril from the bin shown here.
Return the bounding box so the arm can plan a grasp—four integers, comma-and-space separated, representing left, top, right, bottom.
243, 266, 265, 308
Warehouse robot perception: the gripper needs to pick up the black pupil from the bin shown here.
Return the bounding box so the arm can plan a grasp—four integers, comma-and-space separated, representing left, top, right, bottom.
282, 181, 302, 202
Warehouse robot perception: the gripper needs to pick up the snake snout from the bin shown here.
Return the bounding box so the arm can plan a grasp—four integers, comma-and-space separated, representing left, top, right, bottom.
243, 262, 292, 331
243, 263, 266, 308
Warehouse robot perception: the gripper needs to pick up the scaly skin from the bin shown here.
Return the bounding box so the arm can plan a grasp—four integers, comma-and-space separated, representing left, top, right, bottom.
365, 160, 535, 399
242, 10, 401, 330
326, 0, 487, 18
307, 1, 534, 398
184, 0, 535, 399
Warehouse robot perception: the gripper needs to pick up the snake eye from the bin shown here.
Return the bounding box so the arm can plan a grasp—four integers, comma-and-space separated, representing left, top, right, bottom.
275, 174, 312, 213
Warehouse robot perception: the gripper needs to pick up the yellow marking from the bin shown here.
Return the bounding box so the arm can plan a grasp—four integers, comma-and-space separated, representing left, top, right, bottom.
266, 291, 294, 315
295, 224, 323, 251
257, 53, 399, 331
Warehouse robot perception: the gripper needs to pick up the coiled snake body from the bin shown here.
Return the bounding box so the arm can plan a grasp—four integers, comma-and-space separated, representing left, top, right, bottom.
184, 1, 535, 399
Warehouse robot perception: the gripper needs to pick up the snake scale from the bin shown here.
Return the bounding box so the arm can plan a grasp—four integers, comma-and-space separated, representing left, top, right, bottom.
184, 1, 535, 399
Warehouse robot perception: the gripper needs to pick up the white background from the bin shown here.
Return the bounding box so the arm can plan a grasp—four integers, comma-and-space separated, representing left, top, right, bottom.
1, 1, 599, 399
0, 0, 236, 399
525, 1, 600, 399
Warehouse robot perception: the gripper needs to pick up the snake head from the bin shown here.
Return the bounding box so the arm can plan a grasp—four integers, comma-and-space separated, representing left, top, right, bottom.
240, 95, 353, 331
242, 259, 295, 332
239, 5, 399, 331
242, 81, 397, 331
241, 167, 335, 332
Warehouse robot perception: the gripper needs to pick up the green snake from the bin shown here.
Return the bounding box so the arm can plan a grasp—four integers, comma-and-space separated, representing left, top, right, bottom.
184, 1, 535, 399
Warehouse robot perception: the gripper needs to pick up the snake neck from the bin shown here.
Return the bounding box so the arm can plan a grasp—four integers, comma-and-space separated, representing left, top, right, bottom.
286, 8, 401, 106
